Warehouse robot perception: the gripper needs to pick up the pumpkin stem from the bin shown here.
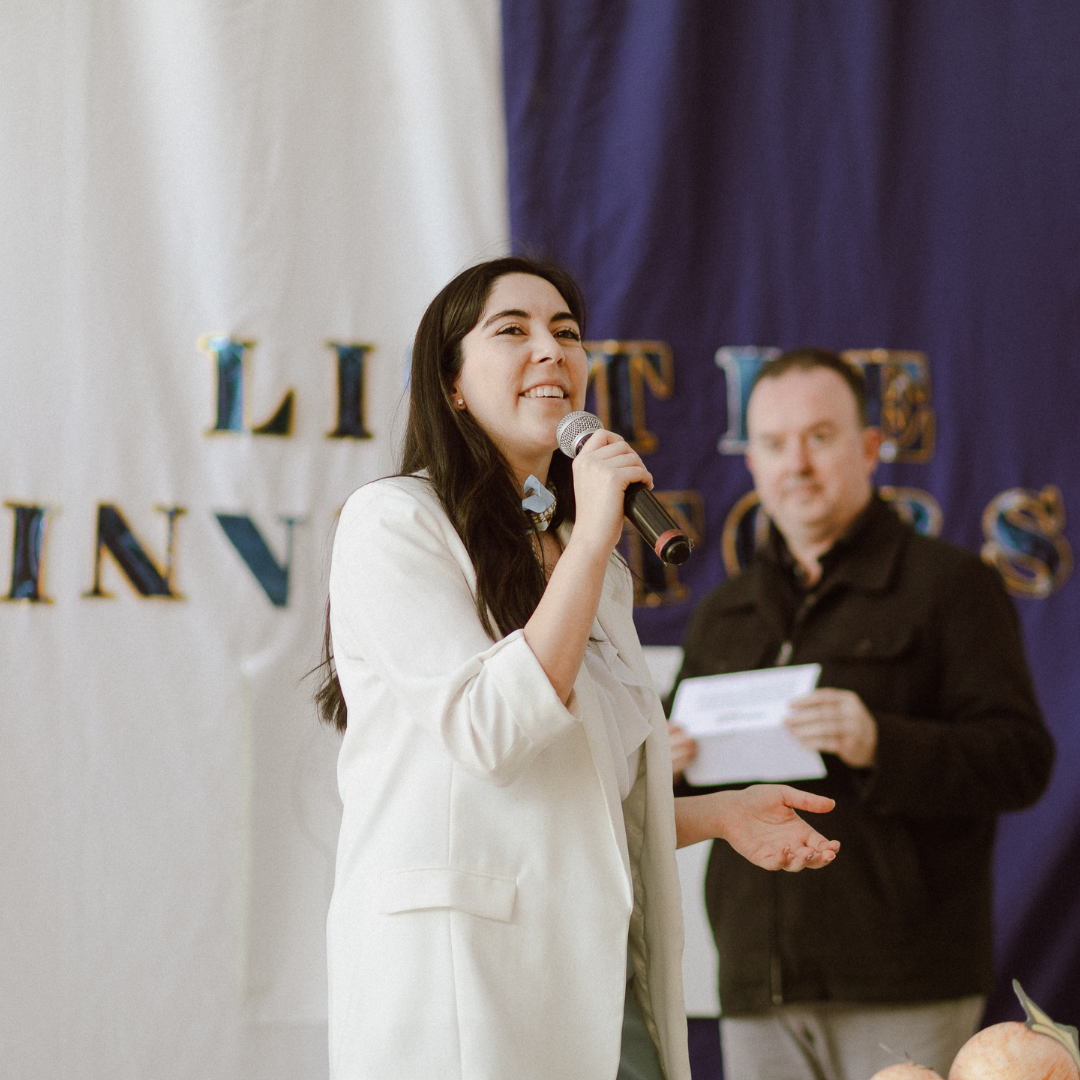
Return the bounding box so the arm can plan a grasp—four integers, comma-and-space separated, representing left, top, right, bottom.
1012, 979, 1080, 1068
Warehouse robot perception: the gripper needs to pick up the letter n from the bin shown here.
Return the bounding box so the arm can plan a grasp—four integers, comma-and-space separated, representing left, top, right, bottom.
215, 514, 303, 607
327, 343, 375, 439
4, 503, 53, 602
84, 505, 185, 598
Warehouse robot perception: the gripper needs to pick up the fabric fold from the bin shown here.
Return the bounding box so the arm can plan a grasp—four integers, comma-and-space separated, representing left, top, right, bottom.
583, 618, 655, 801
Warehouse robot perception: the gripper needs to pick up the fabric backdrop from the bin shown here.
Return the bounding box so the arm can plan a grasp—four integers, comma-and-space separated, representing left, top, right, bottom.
0, 3, 508, 1078
502, 0, 1080, 1036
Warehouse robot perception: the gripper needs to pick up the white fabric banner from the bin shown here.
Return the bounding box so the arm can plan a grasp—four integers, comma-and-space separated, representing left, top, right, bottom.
0, 3, 508, 1078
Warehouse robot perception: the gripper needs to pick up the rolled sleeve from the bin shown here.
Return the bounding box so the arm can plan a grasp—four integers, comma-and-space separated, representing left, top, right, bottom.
330, 479, 579, 785
477, 630, 578, 751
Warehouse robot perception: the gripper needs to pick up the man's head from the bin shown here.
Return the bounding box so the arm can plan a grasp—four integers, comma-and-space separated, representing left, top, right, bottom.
745, 349, 882, 549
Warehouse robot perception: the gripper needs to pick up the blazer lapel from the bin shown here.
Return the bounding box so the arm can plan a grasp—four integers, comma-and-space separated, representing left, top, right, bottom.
570, 561, 650, 888
571, 658, 633, 890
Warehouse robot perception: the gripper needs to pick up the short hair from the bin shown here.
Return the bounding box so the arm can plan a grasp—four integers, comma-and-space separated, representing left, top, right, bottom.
749, 348, 870, 427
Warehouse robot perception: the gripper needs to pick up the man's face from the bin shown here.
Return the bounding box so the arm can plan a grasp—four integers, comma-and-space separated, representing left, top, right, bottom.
745, 366, 881, 544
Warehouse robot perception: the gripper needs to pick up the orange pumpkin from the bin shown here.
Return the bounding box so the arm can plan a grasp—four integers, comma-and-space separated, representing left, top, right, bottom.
870, 1065, 944, 1080
948, 1021, 1079, 1080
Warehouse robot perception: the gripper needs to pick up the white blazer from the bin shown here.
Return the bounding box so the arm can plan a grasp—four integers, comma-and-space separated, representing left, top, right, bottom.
327, 476, 690, 1080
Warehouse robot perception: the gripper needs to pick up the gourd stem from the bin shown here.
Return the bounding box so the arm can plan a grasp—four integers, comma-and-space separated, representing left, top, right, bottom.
1013, 979, 1080, 1068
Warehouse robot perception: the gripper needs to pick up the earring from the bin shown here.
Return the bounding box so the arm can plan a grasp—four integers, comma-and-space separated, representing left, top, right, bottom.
456, 398, 465, 408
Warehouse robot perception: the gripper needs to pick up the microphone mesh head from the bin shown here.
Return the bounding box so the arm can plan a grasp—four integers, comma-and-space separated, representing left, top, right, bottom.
556, 411, 603, 458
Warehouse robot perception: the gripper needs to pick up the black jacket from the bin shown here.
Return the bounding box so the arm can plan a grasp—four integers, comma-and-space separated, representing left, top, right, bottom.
674, 494, 1054, 1015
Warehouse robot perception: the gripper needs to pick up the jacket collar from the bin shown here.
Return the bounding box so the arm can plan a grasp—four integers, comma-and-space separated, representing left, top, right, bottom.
716, 492, 910, 613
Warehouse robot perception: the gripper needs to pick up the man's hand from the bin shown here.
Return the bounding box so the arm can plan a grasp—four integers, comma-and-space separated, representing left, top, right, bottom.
668, 721, 697, 780
674, 785, 840, 870
785, 687, 878, 768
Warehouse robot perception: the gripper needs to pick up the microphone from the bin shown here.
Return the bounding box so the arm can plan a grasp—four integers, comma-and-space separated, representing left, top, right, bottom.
556, 411, 692, 565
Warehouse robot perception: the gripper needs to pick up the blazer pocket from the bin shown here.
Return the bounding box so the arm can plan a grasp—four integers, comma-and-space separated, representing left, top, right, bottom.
374, 867, 517, 923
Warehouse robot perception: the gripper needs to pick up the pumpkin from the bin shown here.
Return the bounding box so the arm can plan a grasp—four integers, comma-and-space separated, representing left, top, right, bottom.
950, 1019, 1075, 1080
870, 1065, 944, 1079
948, 1022, 1079, 1080
948, 981, 1080, 1080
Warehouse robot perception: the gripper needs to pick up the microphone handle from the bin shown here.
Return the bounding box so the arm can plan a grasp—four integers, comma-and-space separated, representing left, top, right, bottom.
623, 482, 692, 565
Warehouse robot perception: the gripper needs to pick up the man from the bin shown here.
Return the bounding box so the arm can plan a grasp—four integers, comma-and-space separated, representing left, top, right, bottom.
672, 349, 1054, 1080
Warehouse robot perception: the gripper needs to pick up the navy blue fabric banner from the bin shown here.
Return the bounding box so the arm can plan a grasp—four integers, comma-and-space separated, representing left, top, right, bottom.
503, 0, 1080, 1041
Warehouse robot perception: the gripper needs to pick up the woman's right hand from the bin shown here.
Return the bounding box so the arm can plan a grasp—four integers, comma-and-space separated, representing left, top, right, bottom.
568, 429, 653, 557
523, 431, 650, 703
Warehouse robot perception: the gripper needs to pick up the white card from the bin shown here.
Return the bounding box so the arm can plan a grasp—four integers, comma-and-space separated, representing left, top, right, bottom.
671, 664, 827, 785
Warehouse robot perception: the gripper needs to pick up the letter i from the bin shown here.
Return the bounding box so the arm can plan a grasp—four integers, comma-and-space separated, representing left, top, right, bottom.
327, 342, 374, 439
3, 503, 53, 602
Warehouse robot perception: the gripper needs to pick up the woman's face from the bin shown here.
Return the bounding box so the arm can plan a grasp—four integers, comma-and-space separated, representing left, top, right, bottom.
454, 273, 588, 485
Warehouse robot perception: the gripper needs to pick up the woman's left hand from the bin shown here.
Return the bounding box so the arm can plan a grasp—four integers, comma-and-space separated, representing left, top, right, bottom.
674, 785, 839, 871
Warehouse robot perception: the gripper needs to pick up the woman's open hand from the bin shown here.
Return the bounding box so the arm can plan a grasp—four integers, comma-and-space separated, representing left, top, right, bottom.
569, 429, 652, 557
674, 785, 839, 871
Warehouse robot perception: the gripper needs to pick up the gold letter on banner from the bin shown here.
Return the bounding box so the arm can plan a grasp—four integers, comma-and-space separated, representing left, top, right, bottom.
981, 485, 1072, 598
722, 487, 944, 578
199, 335, 294, 436
842, 349, 935, 462
878, 486, 943, 537
3, 503, 53, 603
84, 505, 185, 599
326, 342, 375, 439
721, 491, 769, 576
584, 340, 673, 454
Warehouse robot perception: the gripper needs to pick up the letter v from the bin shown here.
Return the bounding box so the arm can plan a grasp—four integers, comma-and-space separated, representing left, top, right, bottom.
215, 514, 303, 607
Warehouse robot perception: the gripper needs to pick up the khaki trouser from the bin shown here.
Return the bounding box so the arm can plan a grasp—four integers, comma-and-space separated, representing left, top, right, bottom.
720, 996, 985, 1080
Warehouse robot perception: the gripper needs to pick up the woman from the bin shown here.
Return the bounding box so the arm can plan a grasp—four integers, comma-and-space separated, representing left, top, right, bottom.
317, 257, 838, 1080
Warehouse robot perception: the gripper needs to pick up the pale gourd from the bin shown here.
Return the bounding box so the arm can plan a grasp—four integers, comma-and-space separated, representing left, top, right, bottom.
869, 1064, 944, 1080
948, 981, 1080, 1080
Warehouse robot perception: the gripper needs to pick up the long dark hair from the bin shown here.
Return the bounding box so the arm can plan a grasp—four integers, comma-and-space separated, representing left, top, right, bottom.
315, 256, 587, 731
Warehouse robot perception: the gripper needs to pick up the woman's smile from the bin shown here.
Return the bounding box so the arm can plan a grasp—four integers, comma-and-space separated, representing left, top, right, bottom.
521, 383, 568, 399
